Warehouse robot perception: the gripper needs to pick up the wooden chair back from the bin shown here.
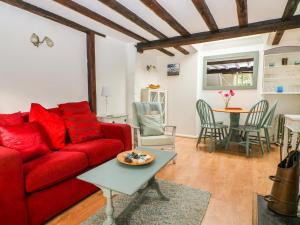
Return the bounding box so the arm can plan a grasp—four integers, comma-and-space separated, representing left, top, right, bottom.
196, 99, 216, 129
262, 102, 278, 128
245, 100, 269, 128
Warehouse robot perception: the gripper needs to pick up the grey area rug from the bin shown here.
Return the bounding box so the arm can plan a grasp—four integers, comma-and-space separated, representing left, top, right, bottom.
81, 180, 211, 225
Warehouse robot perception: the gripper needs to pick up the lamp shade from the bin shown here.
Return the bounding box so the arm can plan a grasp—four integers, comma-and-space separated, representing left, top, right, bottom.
101, 86, 112, 97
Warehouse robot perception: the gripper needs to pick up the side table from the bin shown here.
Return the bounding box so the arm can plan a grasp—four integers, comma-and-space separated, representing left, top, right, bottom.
98, 114, 128, 124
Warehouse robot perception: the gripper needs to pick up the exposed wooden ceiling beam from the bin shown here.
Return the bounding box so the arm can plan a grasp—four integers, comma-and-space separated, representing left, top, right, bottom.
191, 0, 218, 32
235, 0, 248, 27
98, 0, 189, 55
0, 0, 105, 37
140, 0, 190, 36
272, 0, 300, 45
53, 0, 174, 56
136, 15, 300, 51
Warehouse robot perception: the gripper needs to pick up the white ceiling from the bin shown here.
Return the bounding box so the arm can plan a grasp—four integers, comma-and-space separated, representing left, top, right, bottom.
12, 0, 300, 51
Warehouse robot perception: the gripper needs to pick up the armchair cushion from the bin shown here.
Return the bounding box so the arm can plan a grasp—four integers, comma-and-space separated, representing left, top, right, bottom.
139, 114, 164, 136
140, 135, 174, 146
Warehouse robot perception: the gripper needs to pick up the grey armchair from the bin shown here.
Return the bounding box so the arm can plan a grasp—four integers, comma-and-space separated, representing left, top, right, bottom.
132, 102, 176, 163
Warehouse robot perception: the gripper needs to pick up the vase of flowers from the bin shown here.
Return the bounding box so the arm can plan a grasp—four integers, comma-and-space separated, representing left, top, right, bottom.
218, 89, 235, 109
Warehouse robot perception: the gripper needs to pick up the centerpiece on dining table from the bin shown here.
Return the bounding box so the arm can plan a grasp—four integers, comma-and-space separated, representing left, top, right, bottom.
218, 89, 238, 109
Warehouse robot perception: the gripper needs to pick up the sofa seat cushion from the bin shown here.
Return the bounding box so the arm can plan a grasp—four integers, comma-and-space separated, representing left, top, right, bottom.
24, 151, 88, 193
140, 135, 174, 146
61, 139, 124, 166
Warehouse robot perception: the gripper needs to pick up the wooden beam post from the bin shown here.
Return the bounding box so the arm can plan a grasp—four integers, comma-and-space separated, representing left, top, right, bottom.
86, 31, 97, 113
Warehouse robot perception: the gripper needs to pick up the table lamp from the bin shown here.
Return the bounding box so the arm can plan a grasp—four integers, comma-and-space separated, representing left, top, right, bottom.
101, 86, 112, 115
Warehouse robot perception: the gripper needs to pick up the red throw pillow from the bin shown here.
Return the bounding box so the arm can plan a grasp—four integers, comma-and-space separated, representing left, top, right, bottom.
29, 103, 66, 149
0, 122, 51, 162
64, 113, 103, 144
0, 112, 24, 126
58, 101, 91, 116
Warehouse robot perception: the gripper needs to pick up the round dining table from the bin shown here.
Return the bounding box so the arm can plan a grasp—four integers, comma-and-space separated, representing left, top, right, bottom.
213, 108, 250, 142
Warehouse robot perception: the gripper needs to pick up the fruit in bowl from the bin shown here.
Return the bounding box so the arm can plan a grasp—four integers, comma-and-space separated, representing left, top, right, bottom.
125, 151, 151, 164
117, 150, 155, 166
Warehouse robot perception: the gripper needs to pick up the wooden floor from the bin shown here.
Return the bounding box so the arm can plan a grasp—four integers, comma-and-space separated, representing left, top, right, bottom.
46, 137, 279, 225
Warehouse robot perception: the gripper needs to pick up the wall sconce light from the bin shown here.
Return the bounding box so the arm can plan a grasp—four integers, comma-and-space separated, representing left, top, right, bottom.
146, 65, 156, 72
30, 33, 54, 47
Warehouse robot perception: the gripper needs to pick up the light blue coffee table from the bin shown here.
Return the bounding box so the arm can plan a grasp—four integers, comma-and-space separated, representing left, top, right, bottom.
78, 148, 176, 225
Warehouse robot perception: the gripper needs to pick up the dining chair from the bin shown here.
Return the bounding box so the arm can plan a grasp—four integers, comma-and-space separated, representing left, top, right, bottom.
225, 100, 269, 156
196, 99, 228, 151
261, 102, 278, 151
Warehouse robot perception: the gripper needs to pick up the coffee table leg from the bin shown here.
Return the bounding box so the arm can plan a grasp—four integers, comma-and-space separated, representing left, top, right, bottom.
149, 177, 169, 201
102, 188, 116, 225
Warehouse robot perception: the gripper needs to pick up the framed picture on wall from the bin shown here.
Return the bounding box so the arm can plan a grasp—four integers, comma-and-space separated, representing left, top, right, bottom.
167, 63, 180, 76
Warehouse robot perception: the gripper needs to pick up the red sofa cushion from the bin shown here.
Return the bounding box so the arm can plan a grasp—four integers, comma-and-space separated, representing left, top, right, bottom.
27, 178, 97, 225
0, 122, 51, 162
64, 113, 103, 144
24, 151, 88, 193
0, 112, 24, 126
58, 101, 91, 116
29, 103, 66, 149
61, 139, 124, 166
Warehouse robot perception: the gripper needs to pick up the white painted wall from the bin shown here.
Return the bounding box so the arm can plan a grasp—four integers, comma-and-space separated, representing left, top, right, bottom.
95, 36, 130, 116
134, 52, 199, 136
0, 3, 130, 115
0, 4, 88, 113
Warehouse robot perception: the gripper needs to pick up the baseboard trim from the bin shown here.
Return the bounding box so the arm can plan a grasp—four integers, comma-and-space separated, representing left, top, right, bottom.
176, 133, 197, 139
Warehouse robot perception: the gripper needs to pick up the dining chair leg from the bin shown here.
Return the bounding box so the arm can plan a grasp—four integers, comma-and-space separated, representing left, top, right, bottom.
225, 129, 232, 150
225, 128, 228, 136
204, 128, 208, 143
264, 128, 271, 152
196, 127, 204, 148
221, 128, 225, 140
245, 132, 250, 157
240, 131, 245, 141
257, 131, 264, 155
208, 130, 214, 153
218, 129, 222, 141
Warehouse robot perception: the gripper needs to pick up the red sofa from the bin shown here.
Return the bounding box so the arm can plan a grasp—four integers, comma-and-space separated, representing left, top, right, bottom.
0, 112, 132, 225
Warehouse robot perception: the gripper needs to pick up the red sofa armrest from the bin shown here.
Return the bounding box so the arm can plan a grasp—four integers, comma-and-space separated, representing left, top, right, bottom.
100, 122, 132, 150
0, 146, 27, 225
